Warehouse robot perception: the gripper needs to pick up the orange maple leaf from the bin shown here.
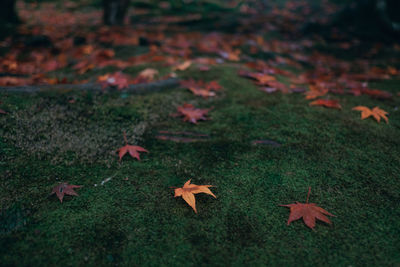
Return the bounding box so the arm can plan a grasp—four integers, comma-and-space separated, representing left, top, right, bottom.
138, 68, 159, 81
309, 99, 342, 109
280, 187, 334, 229
51, 183, 82, 203
117, 132, 148, 161
188, 87, 216, 98
304, 85, 328, 100
173, 179, 216, 213
173, 60, 192, 71
352, 106, 389, 123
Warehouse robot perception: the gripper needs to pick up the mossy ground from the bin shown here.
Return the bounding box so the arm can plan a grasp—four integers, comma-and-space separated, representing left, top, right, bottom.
1, 1, 400, 266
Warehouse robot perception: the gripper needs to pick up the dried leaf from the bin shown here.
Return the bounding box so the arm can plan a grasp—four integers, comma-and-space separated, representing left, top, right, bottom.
280, 187, 334, 229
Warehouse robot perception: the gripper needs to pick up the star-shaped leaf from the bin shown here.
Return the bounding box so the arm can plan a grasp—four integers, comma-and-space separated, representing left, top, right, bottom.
173, 179, 216, 213
175, 104, 211, 124
118, 145, 148, 161
51, 183, 82, 203
352, 106, 388, 123
117, 132, 148, 161
280, 187, 334, 229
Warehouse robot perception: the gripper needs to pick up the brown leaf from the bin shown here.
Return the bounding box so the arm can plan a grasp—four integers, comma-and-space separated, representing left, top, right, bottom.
280, 187, 334, 229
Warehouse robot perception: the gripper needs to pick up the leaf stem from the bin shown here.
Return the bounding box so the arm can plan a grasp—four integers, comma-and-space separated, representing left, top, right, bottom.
123, 131, 128, 145
306, 187, 311, 203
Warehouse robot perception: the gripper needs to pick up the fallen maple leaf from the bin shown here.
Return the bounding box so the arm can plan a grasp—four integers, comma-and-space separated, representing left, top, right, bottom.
280, 187, 334, 229
138, 68, 159, 81
173, 60, 192, 71
361, 88, 392, 99
304, 85, 328, 100
117, 132, 148, 161
98, 72, 130, 90
206, 81, 223, 91
188, 87, 216, 98
51, 183, 82, 203
175, 104, 211, 124
352, 106, 389, 123
309, 99, 342, 109
173, 179, 216, 213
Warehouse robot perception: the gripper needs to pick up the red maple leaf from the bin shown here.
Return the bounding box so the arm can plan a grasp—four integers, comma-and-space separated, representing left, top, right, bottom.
309, 99, 342, 109
175, 104, 211, 124
117, 132, 148, 161
280, 187, 334, 229
98, 72, 130, 90
51, 183, 82, 203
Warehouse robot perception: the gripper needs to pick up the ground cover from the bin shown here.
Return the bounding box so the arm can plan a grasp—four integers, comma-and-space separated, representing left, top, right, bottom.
1, 0, 400, 266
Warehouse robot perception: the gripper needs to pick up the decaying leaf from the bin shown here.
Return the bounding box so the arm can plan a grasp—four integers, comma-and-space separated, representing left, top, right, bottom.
280, 187, 334, 229
175, 104, 211, 124
173, 179, 216, 213
309, 99, 342, 109
352, 106, 389, 123
51, 183, 82, 203
117, 132, 148, 161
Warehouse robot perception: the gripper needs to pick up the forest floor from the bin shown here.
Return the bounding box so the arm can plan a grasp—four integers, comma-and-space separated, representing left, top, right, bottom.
1, 0, 400, 266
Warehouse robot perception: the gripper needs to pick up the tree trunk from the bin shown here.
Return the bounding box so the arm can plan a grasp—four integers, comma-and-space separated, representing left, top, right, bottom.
0, 0, 19, 24
103, 0, 130, 25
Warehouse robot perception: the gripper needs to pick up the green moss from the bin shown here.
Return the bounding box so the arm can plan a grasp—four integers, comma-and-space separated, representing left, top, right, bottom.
1, 0, 400, 264
1, 61, 400, 266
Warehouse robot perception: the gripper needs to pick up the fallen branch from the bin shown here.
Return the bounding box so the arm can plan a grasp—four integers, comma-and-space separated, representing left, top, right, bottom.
0, 78, 180, 94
